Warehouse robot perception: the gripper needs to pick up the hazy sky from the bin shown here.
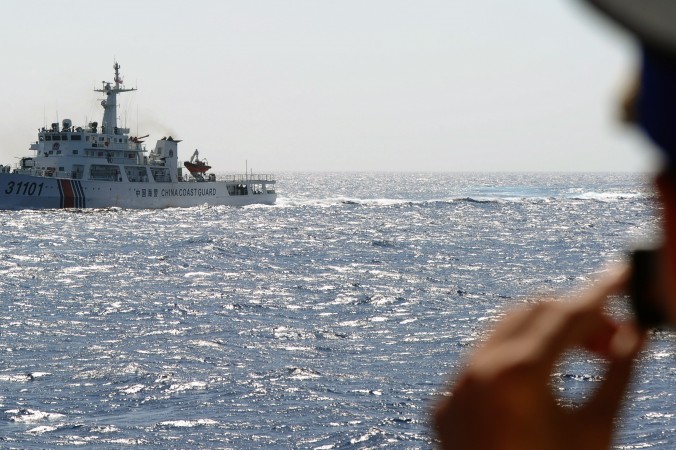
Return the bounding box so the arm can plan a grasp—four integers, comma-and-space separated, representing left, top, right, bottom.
0, 0, 661, 172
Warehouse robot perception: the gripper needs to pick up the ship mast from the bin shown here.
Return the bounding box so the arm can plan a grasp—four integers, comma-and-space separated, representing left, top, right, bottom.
94, 62, 135, 132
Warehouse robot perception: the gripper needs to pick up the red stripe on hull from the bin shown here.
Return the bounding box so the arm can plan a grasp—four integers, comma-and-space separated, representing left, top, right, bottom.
59, 179, 75, 208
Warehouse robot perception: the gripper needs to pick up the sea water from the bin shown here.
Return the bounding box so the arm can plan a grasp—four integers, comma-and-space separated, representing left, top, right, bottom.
0, 172, 671, 449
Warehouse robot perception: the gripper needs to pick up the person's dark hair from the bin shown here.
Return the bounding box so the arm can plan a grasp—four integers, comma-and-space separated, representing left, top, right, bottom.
639, 46, 676, 165
582, 0, 676, 167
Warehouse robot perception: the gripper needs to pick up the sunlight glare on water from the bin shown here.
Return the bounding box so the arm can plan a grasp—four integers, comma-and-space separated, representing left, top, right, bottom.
0, 172, 671, 448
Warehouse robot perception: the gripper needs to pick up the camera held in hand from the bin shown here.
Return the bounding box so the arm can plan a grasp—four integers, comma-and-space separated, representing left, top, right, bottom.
630, 248, 666, 329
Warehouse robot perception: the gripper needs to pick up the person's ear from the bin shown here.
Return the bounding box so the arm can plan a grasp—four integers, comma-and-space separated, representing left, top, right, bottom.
620, 71, 640, 124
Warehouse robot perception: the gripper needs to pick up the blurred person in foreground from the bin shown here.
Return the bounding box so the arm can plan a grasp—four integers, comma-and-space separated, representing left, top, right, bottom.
434, 1, 676, 449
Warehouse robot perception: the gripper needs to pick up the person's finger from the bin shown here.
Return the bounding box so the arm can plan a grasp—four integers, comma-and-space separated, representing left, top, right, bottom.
476, 267, 629, 362
589, 324, 645, 411
576, 324, 645, 446
534, 267, 632, 368
463, 268, 635, 397
576, 265, 630, 309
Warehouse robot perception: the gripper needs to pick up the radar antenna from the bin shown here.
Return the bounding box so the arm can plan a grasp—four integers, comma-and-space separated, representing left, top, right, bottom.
93, 61, 136, 131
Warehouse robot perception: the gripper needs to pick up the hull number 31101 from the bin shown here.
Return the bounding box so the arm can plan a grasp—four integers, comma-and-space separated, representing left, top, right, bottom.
5, 181, 45, 196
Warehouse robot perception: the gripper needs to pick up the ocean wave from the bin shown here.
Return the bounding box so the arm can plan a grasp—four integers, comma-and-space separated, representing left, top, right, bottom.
287, 366, 323, 380
0, 372, 50, 382
26, 425, 60, 434
569, 191, 645, 202
166, 381, 208, 394
157, 419, 218, 428
7, 408, 66, 423
275, 192, 645, 208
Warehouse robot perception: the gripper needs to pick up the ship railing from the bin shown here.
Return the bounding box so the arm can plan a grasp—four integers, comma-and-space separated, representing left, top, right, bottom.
222, 174, 276, 182
13, 168, 84, 180
181, 173, 276, 183
14, 168, 59, 177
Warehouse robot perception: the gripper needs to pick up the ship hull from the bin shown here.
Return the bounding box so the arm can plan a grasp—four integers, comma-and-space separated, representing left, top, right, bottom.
0, 173, 276, 210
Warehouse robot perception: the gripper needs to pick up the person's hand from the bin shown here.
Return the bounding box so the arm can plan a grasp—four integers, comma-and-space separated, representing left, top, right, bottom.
434, 269, 646, 450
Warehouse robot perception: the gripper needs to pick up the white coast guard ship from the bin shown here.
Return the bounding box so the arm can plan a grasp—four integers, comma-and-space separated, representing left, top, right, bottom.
0, 63, 276, 209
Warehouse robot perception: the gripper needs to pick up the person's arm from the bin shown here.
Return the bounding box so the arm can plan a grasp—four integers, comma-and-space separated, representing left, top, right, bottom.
433, 269, 646, 450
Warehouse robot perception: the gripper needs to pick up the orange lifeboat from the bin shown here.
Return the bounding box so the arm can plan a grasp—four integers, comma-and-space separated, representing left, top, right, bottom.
184, 149, 211, 176
184, 160, 211, 174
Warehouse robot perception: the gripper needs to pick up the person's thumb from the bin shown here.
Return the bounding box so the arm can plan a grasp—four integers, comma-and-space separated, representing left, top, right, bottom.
578, 325, 645, 443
